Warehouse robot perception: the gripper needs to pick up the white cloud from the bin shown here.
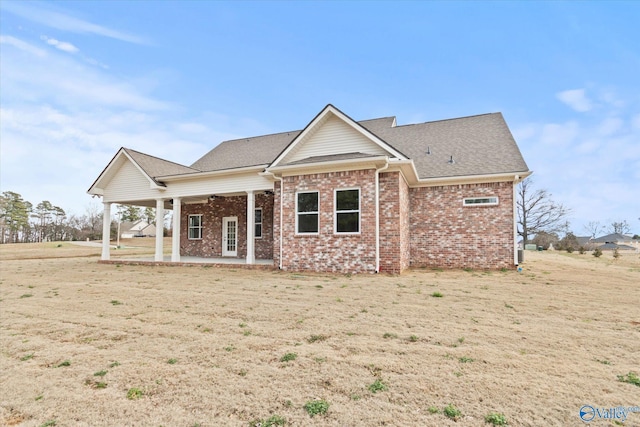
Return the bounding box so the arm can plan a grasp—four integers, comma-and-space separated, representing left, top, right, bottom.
1, 1, 147, 44
41, 35, 79, 53
518, 86, 640, 233
596, 117, 623, 136
1, 36, 168, 111
0, 35, 47, 57
598, 88, 626, 109
0, 100, 247, 215
556, 88, 593, 112
539, 121, 580, 146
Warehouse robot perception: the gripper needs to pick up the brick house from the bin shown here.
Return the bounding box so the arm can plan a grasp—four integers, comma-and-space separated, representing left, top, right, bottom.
88, 104, 530, 273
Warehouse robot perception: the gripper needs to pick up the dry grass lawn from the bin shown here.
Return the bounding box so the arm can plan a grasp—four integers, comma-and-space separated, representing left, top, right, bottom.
1, 241, 639, 426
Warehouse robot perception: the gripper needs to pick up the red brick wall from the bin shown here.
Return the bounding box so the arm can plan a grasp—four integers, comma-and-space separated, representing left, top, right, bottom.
176, 176, 514, 271
254, 193, 274, 259
409, 181, 515, 269
279, 169, 377, 273
379, 172, 408, 273
180, 193, 274, 259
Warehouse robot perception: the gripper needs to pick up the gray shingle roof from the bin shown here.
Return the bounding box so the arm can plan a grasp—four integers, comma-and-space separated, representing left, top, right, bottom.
190, 130, 301, 172
190, 117, 397, 172
189, 112, 528, 179
374, 113, 529, 178
592, 233, 632, 243
125, 148, 198, 179
102, 108, 532, 194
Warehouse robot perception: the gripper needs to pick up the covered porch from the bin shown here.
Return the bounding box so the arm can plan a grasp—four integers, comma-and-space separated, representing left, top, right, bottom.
99, 188, 275, 266
89, 147, 278, 267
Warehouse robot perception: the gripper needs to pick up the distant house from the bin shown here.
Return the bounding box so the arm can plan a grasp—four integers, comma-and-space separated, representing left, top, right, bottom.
88, 104, 531, 273
592, 233, 632, 245
592, 233, 638, 251
120, 220, 156, 239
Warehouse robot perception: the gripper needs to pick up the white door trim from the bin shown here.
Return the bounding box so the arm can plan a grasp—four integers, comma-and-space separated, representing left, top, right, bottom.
222, 216, 238, 257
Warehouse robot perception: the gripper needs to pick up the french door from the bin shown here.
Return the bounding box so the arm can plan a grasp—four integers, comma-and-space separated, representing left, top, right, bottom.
222, 216, 238, 256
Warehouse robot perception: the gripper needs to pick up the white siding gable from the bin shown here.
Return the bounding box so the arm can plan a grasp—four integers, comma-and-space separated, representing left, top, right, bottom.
103, 160, 161, 202
282, 115, 389, 164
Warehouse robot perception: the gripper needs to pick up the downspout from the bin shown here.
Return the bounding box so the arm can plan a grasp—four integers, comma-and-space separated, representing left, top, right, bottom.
276, 175, 284, 269
375, 159, 390, 273
513, 175, 520, 266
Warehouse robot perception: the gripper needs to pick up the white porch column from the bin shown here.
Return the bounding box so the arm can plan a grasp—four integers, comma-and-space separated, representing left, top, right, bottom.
101, 202, 111, 260
155, 199, 164, 262
246, 190, 255, 264
171, 198, 181, 262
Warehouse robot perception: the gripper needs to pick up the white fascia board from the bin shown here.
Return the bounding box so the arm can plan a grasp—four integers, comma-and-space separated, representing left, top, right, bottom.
270, 105, 407, 168
87, 149, 125, 195
266, 156, 389, 176
120, 150, 166, 191
157, 165, 269, 182
387, 160, 531, 187
88, 148, 164, 195
411, 171, 532, 187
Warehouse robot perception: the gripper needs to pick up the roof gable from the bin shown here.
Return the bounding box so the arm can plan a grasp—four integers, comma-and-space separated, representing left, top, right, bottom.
269, 104, 407, 168
87, 148, 196, 195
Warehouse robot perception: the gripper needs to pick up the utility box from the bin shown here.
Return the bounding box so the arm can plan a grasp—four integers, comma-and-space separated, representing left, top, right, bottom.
517, 249, 524, 264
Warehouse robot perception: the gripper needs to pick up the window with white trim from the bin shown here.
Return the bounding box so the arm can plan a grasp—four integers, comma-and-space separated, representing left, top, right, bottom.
296, 191, 319, 234
463, 197, 499, 206
335, 188, 360, 233
254, 208, 262, 238
188, 214, 203, 239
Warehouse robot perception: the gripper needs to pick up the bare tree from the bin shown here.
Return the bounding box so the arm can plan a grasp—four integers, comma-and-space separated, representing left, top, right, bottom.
583, 221, 602, 239
608, 220, 630, 234
516, 177, 571, 245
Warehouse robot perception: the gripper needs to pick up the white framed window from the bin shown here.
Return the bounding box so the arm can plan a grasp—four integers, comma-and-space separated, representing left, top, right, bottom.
296, 191, 319, 234
188, 214, 203, 239
463, 196, 499, 206
254, 208, 262, 238
335, 188, 360, 234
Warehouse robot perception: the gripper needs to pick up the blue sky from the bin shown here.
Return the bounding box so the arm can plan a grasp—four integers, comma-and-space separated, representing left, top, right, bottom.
1, 1, 638, 235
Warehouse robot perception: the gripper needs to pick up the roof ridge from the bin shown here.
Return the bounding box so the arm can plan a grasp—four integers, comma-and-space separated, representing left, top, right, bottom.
124, 148, 198, 171
358, 116, 396, 122
220, 129, 302, 144
218, 117, 395, 144
392, 112, 500, 128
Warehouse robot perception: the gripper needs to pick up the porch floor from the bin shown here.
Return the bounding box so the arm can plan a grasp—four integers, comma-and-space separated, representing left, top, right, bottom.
100, 256, 275, 269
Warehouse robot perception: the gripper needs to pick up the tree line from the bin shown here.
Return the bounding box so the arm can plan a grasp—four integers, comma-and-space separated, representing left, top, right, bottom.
0, 191, 167, 244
